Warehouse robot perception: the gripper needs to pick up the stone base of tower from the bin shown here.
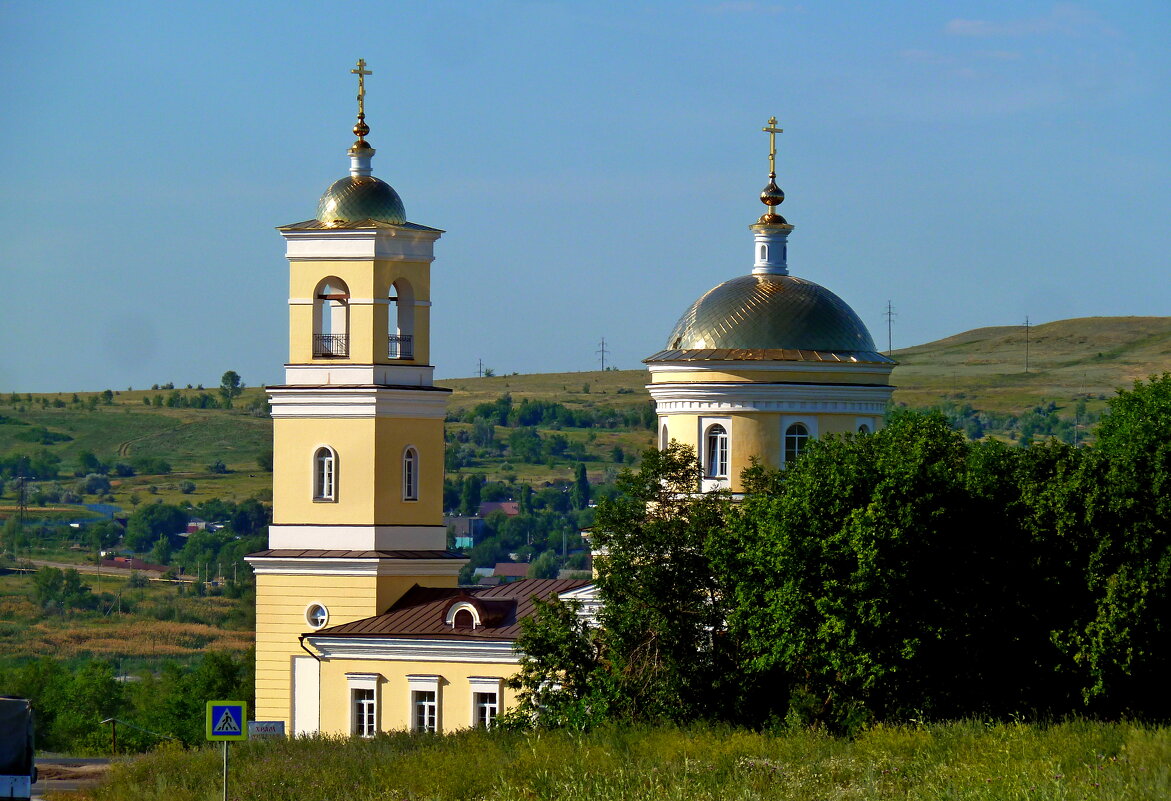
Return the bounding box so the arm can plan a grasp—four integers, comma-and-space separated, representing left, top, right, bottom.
245, 550, 465, 728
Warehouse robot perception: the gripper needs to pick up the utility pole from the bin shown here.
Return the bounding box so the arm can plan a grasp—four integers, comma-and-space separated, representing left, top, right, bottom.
1024, 315, 1030, 373
596, 337, 610, 371
477, 358, 484, 378
884, 301, 896, 355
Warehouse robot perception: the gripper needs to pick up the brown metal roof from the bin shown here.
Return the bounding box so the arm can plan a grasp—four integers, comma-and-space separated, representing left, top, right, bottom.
493, 562, 530, 578
247, 549, 465, 560
310, 578, 591, 641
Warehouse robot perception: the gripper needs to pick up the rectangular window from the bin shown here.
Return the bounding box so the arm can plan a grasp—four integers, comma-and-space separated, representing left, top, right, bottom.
413, 690, 437, 733
352, 688, 375, 737
474, 692, 498, 728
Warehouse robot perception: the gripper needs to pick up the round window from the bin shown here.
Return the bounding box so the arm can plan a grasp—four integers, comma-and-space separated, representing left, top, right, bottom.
305, 603, 329, 629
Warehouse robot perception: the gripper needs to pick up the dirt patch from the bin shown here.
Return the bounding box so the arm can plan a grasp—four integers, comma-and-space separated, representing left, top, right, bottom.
37, 764, 110, 782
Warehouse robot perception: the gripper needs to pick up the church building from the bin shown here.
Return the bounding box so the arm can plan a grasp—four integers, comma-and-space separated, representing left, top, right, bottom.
248, 64, 892, 737
645, 119, 894, 490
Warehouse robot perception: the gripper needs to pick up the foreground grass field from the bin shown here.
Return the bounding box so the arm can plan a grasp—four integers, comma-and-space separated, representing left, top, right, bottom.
78, 721, 1170, 801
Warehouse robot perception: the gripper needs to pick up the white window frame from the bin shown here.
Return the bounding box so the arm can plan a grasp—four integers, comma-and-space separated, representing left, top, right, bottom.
781, 416, 817, 467
304, 602, 330, 630
407, 674, 441, 733
314, 446, 337, 502
700, 417, 732, 489
469, 676, 502, 729
403, 446, 419, 501
346, 673, 381, 737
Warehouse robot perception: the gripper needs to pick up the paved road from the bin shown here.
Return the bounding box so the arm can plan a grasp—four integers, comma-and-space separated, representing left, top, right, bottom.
32, 758, 110, 798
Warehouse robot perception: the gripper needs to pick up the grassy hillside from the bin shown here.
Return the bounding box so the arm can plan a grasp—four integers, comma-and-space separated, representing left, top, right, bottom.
891, 316, 1171, 412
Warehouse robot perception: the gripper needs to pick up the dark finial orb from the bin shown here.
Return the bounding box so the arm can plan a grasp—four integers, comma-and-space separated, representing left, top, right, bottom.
760, 177, 785, 207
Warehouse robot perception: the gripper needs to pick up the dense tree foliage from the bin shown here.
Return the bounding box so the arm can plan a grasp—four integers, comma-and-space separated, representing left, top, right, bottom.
512, 375, 1171, 731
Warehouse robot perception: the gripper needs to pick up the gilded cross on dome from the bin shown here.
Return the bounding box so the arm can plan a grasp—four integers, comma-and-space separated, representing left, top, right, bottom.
762, 116, 783, 178
351, 59, 373, 142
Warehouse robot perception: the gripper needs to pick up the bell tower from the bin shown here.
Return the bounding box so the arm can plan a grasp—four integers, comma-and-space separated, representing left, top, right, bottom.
248, 60, 464, 731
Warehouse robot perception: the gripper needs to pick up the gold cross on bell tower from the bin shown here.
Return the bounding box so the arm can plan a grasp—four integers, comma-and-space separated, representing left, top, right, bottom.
351, 59, 373, 142
762, 116, 783, 178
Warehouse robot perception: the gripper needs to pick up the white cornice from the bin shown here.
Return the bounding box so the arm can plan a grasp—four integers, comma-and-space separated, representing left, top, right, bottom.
648, 382, 894, 414
282, 364, 435, 388
269, 524, 448, 551
282, 228, 441, 261
246, 556, 466, 576
268, 386, 449, 419
306, 636, 519, 664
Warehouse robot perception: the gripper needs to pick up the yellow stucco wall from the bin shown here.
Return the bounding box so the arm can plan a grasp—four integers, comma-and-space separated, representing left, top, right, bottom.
318, 657, 516, 735
254, 571, 461, 724
288, 259, 433, 365
661, 410, 882, 492
273, 416, 444, 526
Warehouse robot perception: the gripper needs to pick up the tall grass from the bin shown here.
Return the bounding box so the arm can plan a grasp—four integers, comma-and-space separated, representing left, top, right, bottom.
78, 721, 1170, 801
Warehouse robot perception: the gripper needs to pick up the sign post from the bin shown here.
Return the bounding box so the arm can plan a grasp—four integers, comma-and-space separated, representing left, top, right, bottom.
206, 701, 247, 801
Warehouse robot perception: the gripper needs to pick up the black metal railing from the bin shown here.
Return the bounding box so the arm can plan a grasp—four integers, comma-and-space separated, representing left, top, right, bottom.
388, 334, 414, 359
313, 334, 349, 357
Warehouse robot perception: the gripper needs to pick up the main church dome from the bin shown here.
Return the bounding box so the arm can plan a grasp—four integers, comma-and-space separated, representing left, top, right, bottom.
649, 273, 889, 363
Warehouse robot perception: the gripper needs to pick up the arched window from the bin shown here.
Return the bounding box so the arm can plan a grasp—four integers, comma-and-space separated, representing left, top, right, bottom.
705, 424, 729, 479
759, 244, 768, 261
857, 423, 871, 435
314, 447, 336, 501
660, 423, 669, 450
784, 423, 809, 465
403, 446, 419, 501
313, 278, 350, 357
389, 278, 415, 359
453, 609, 475, 629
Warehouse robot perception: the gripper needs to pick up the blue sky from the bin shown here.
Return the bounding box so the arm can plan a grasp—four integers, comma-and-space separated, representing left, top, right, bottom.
1, 1, 1167, 392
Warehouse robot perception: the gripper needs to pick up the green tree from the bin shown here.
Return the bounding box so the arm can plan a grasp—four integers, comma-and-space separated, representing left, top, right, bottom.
527, 549, 560, 579
590, 442, 729, 722
1057, 374, 1171, 716
219, 370, 244, 408
125, 504, 188, 552
571, 462, 591, 510
505, 595, 604, 729
459, 474, 483, 517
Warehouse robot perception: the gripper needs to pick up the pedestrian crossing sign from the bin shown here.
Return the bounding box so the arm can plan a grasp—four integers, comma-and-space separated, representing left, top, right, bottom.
206, 700, 248, 741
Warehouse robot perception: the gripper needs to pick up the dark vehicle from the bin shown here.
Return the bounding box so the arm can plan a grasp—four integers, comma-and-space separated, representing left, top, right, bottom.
0, 698, 35, 800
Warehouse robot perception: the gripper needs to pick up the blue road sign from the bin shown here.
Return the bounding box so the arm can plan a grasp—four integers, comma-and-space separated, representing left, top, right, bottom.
206, 701, 247, 741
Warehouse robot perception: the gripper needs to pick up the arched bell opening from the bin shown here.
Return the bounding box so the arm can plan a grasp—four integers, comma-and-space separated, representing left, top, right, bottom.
388, 278, 415, 359
313, 277, 350, 357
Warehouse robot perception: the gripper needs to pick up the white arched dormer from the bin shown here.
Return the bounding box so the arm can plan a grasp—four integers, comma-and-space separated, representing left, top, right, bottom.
445, 601, 480, 630
402, 445, 419, 501
314, 446, 337, 502
313, 277, 350, 357
389, 278, 415, 359
702, 420, 730, 485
